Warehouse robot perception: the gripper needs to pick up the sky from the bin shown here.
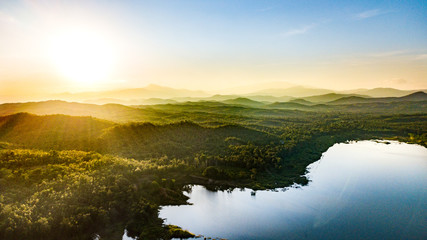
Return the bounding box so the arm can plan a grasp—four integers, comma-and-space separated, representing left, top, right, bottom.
0, 0, 426, 97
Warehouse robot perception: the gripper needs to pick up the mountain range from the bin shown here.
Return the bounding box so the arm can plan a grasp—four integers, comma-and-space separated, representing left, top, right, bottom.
0, 92, 425, 123
1, 82, 425, 105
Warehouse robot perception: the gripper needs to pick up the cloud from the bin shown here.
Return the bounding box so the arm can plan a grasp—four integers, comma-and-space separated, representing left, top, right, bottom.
281, 23, 316, 37
355, 9, 394, 20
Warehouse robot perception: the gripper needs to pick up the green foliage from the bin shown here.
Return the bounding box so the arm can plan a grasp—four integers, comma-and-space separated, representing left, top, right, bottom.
0, 99, 425, 239
0, 149, 189, 240
202, 166, 220, 179
166, 225, 195, 238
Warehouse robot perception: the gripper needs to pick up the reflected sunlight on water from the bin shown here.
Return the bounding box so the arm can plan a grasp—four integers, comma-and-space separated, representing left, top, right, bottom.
158, 141, 427, 240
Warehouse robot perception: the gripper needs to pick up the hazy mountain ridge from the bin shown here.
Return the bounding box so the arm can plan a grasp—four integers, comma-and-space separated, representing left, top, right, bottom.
329, 91, 427, 105
51, 84, 210, 102
300, 93, 369, 103
1, 91, 426, 125
343, 88, 423, 98
8, 83, 422, 105
247, 86, 334, 98
222, 98, 266, 107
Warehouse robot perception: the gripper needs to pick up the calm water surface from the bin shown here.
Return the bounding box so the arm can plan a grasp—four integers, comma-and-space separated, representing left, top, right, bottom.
158, 141, 427, 240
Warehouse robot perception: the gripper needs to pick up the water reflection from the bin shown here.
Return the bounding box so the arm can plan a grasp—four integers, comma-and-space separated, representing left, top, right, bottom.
160, 141, 427, 240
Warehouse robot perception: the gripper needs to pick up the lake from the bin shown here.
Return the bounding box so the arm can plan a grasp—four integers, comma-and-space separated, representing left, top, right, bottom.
158, 141, 427, 240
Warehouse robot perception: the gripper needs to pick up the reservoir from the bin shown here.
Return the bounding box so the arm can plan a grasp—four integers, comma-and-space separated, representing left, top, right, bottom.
159, 141, 427, 239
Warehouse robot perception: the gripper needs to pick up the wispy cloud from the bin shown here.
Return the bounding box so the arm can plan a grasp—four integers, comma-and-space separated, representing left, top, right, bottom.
355, 9, 394, 20
281, 23, 317, 37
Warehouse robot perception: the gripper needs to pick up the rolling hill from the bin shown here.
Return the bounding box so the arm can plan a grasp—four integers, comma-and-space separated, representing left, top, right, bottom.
301, 93, 368, 103
329, 91, 427, 105
345, 88, 422, 98
0, 113, 113, 150
266, 102, 315, 110
0, 113, 278, 159
247, 86, 334, 97
222, 98, 266, 107
288, 99, 314, 105
0, 100, 156, 122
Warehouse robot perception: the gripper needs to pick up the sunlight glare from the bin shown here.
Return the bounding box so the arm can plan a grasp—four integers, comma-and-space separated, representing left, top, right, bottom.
48, 28, 115, 85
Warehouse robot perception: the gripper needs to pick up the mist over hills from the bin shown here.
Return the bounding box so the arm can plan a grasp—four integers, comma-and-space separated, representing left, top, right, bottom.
329, 91, 427, 105
341, 88, 421, 98
1, 82, 426, 110
219, 81, 296, 95
27, 83, 425, 105
0, 91, 426, 125
51, 84, 210, 102
247, 86, 334, 98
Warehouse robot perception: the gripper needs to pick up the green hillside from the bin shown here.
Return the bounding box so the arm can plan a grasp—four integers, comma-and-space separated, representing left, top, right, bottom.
0, 113, 113, 150
0, 113, 278, 160
329, 91, 427, 105
222, 97, 266, 107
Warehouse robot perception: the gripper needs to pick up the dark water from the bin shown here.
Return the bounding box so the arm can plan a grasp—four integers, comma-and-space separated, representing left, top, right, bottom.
159, 141, 427, 240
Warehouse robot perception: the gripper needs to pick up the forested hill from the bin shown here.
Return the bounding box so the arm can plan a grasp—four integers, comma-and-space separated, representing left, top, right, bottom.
98, 121, 278, 159
0, 113, 278, 159
0, 100, 158, 123
0, 113, 113, 150
1, 97, 427, 126
328, 91, 427, 105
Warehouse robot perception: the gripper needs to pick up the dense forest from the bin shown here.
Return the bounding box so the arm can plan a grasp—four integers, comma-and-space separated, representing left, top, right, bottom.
0, 97, 426, 239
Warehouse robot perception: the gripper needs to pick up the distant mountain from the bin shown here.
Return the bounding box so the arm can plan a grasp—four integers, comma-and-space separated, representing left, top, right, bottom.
205, 94, 241, 101
288, 99, 314, 105
248, 86, 334, 97
166, 95, 240, 103
341, 88, 422, 98
168, 95, 288, 104
53, 84, 209, 101
220, 81, 296, 94
140, 98, 179, 105
222, 98, 266, 107
266, 102, 314, 110
301, 93, 367, 103
329, 91, 427, 105
327, 96, 371, 105
84, 98, 142, 105
246, 86, 425, 99
243, 95, 293, 103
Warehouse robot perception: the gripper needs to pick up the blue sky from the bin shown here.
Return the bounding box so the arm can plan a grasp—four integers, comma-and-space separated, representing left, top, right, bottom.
0, 0, 426, 94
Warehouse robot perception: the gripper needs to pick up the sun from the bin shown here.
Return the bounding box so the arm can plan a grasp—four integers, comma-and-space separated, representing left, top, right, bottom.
48, 28, 115, 85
